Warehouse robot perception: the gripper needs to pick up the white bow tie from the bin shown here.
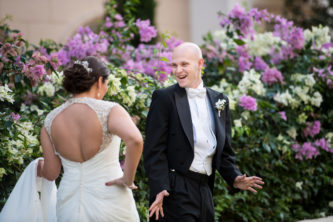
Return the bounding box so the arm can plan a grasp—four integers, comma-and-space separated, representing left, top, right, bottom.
187, 87, 207, 99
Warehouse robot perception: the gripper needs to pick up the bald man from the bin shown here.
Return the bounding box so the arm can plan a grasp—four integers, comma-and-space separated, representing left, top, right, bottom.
143, 42, 264, 222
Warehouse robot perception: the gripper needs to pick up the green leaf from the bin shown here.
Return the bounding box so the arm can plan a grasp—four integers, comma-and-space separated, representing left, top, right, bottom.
160, 57, 169, 63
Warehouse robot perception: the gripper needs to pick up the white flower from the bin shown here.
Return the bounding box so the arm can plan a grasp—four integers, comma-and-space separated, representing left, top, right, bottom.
211, 79, 233, 95
304, 25, 331, 49
0, 84, 15, 103
274, 90, 293, 106
325, 132, 333, 143
215, 99, 227, 117
277, 134, 284, 141
293, 86, 310, 104
214, 29, 237, 50
50, 71, 64, 86
0, 168, 6, 179
246, 32, 285, 57
234, 119, 242, 127
38, 82, 55, 97
329, 201, 333, 208
228, 97, 237, 110
310, 92, 323, 107
304, 75, 316, 87
241, 111, 250, 120
287, 127, 297, 139
163, 75, 177, 87
30, 105, 44, 116
297, 113, 308, 124
296, 181, 303, 190
108, 74, 122, 96
238, 69, 265, 96
127, 86, 137, 105
291, 73, 316, 88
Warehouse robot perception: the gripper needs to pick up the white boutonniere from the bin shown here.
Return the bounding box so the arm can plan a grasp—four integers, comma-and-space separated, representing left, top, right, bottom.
215, 99, 226, 117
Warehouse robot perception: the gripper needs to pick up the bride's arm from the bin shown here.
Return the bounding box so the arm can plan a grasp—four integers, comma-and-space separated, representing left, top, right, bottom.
37, 127, 61, 181
107, 105, 143, 187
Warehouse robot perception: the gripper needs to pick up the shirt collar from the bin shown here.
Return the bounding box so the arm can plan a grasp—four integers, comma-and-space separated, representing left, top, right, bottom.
185, 81, 204, 91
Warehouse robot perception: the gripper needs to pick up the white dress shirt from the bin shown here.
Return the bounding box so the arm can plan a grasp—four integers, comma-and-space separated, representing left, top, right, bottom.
186, 82, 217, 175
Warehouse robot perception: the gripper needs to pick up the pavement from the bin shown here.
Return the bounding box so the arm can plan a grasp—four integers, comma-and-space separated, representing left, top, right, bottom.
298, 216, 333, 222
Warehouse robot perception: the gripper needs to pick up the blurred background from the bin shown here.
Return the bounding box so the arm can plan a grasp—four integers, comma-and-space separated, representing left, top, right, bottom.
1, 0, 332, 45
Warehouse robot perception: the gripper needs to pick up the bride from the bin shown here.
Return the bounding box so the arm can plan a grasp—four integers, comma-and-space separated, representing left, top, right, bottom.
37, 56, 142, 221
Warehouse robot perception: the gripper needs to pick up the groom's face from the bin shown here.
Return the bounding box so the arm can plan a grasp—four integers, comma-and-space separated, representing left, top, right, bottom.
171, 47, 203, 89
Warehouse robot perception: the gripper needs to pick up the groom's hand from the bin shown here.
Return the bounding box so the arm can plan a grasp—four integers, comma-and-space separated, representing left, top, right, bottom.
149, 190, 169, 220
233, 174, 264, 193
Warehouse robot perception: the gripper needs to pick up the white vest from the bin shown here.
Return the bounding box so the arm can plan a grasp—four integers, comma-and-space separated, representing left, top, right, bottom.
186, 82, 217, 175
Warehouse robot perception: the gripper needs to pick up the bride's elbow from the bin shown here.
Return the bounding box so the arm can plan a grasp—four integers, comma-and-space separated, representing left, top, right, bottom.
41, 165, 61, 181
129, 135, 143, 152
41, 171, 59, 181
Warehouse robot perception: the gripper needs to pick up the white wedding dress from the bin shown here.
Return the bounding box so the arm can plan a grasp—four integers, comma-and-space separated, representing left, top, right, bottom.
44, 97, 139, 222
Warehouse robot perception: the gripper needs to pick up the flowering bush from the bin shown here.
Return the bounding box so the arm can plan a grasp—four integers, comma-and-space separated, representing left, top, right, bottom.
202, 3, 333, 221
2, 1, 333, 221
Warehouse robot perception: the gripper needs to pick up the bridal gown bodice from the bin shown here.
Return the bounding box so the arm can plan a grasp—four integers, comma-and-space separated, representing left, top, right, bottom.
44, 97, 139, 222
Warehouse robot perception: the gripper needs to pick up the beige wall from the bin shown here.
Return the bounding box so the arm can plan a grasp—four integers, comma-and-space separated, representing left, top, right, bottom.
0, 0, 283, 45
155, 0, 190, 41
0, 0, 107, 44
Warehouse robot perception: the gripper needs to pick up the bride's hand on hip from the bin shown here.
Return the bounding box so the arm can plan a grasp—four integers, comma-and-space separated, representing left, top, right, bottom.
105, 177, 138, 190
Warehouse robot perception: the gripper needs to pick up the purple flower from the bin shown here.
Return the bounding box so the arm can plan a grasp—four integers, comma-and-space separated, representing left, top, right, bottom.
278, 111, 287, 121
115, 21, 125, 28
229, 3, 245, 18
314, 138, 333, 153
114, 14, 123, 21
236, 46, 251, 72
9, 112, 20, 123
292, 142, 320, 160
104, 17, 113, 28
301, 142, 320, 159
56, 26, 109, 66
248, 8, 270, 23
303, 121, 321, 138
289, 27, 304, 50
239, 95, 257, 111
262, 67, 284, 85
136, 19, 157, 42
254, 56, 268, 71
30, 65, 46, 79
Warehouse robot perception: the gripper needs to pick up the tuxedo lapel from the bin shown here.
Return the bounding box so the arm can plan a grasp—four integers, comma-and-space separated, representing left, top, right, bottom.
174, 85, 194, 149
206, 88, 225, 149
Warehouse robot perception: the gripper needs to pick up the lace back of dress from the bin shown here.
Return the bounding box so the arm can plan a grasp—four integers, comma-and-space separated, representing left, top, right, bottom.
44, 98, 116, 155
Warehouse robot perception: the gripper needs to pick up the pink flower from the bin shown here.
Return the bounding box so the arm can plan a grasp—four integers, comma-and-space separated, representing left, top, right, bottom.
30, 65, 46, 79
136, 19, 157, 42
9, 112, 20, 123
254, 57, 268, 71
278, 111, 287, 121
314, 138, 333, 153
301, 142, 320, 159
262, 67, 284, 85
104, 17, 113, 28
292, 142, 320, 160
303, 121, 321, 138
239, 95, 257, 111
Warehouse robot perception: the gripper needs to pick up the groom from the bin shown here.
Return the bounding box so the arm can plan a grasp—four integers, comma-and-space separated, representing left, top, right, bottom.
143, 42, 264, 222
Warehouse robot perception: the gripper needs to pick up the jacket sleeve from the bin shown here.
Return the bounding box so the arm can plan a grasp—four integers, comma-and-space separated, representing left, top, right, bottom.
217, 96, 242, 189
143, 89, 171, 201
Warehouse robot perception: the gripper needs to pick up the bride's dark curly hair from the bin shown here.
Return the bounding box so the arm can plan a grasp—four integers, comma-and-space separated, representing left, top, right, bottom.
63, 56, 109, 94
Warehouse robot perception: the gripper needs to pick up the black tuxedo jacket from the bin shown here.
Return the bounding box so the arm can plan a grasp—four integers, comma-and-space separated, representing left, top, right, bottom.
143, 84, 241, 200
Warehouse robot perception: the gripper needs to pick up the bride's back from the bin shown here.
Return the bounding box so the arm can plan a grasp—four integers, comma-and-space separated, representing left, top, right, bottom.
51, 103, 102, 162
